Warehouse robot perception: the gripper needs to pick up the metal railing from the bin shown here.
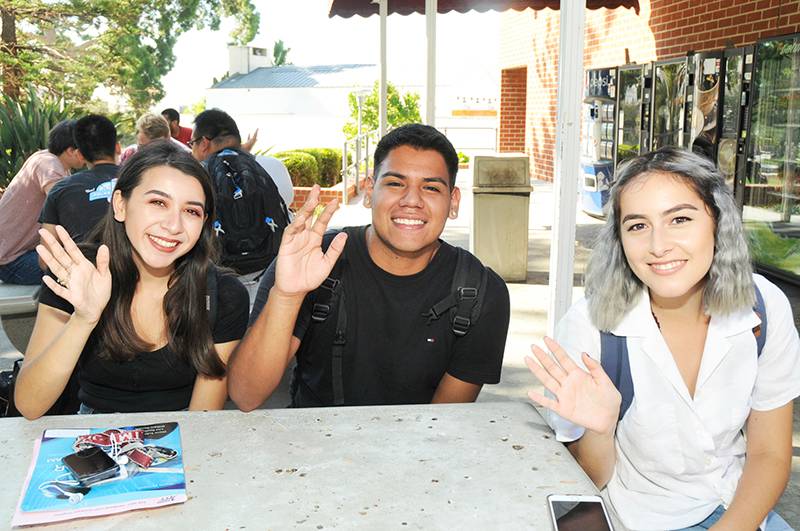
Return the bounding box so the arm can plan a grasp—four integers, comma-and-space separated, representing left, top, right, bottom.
341, 129, 379, 203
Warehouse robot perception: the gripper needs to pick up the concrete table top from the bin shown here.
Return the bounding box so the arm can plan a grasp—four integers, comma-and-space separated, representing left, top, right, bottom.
0, 401, 604, 529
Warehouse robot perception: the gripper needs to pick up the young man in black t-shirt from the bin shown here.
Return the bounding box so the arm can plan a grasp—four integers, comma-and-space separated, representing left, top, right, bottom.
39, 114, 120, 242
228, 124, 510, 409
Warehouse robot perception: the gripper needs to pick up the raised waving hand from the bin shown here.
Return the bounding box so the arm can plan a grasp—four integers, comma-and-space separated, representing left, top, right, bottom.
274, 185, 348, 297
36, 225, 112, 325
525, 337, 621, 436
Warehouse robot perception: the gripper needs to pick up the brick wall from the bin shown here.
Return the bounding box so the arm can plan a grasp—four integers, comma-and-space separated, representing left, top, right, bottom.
499, 0, 800, 181
289, 177, 368, 211
499, 67, 528, 153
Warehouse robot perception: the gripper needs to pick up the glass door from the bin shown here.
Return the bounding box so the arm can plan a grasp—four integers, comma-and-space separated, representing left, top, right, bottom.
686, 52, 723, 161
720, 47, 754, 199
651, 58, 689, 150
743, 33, 800, 280
616, 65, 645, 166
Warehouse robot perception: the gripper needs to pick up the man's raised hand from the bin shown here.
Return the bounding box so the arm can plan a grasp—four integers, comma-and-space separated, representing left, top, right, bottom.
274, 185, 348, 297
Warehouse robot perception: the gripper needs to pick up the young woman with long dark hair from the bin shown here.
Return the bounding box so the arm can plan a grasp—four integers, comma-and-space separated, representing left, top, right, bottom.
15, 141, 249, 418
526, 147, 799, 530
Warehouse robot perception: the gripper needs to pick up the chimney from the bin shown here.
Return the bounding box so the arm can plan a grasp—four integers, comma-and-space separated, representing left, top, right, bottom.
228, 45, 272, 75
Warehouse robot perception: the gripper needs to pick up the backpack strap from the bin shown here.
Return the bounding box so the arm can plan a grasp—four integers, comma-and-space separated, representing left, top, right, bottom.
306, 230, 347, 405
310, 230, 345, 323
421, 247, 488, 337
331, 290, 347, 406
600, 331, 635, 422
753, 284, 767, 357
206, 266, 218, 330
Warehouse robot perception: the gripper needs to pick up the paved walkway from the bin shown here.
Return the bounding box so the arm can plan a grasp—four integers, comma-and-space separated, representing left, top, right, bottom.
2, 167, 798, 524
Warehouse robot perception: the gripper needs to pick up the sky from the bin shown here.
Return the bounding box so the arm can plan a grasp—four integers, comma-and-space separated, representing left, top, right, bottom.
157, 0, 501, 111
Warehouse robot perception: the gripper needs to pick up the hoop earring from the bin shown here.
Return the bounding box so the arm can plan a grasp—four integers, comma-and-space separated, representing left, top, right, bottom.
364, 196, 371, 208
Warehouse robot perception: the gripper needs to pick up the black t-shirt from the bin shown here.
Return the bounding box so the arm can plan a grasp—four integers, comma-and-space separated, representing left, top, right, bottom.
39, 163, 119, 242
38, 269, 249, 413
250, 225, 510, 407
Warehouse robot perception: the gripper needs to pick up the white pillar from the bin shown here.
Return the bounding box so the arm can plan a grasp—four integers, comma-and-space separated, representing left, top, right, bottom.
425, 0, 437, 126
379, 0, 388, 136
547, 2, 585, 337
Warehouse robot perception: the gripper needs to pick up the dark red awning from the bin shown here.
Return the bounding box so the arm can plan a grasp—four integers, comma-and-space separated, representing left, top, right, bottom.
328, 0, 640, 18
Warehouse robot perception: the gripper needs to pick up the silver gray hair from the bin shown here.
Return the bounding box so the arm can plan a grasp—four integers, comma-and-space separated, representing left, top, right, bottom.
586, 146, 755, 331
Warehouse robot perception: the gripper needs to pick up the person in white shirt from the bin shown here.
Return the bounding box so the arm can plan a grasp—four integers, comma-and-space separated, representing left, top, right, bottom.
525, 147, 800, 531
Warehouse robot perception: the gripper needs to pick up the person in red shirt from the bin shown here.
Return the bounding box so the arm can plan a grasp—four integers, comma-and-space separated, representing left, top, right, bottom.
161, 108, 193, 146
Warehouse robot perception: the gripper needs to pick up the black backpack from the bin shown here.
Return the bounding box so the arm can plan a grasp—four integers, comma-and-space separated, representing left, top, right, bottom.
206, 148, 290, 275
300, 230, 489, 406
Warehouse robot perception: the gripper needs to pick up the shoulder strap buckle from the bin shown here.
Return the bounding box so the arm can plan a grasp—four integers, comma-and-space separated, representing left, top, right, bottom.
452, 315, 471, 337
458, 287, 477, 300
319, 277, 340, 293
311, 303, 331, 322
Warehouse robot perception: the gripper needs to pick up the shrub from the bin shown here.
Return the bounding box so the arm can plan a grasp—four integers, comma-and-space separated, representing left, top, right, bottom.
297, 148, 342, 187
274, 151, 318, 187
0, 87, 72, 188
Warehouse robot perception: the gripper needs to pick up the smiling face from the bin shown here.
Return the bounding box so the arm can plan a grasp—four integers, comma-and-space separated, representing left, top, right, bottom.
364, 145, 460, 273
112, 165, 207, 277
618, 172, 716, 308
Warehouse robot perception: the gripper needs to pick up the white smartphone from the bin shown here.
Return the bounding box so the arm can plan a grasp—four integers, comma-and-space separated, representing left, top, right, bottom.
547, 494, 614, 531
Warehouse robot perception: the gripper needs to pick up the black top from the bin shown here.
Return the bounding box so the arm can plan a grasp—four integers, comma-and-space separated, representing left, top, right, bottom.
250, 225, 510, 407
39, 269, 249, 413
39, 164, 119, 242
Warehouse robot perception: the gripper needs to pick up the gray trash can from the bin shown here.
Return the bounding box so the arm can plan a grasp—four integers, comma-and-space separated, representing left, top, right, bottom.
470, 154, 532, 282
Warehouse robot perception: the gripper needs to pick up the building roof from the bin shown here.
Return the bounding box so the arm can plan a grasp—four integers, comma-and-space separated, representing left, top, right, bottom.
328, 0, 640, 18
211, 64, 377, 90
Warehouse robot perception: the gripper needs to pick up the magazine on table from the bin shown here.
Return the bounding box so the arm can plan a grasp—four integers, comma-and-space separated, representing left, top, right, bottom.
12, 422, 186, 527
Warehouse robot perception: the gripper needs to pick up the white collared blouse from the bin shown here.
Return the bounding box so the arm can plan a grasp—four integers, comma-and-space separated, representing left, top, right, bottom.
548, 274, 800, 531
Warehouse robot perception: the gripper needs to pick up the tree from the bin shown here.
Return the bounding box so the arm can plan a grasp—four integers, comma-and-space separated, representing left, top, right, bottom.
0, 0, 260, 113
272, 39, 290, 66
343, 81, 421, 139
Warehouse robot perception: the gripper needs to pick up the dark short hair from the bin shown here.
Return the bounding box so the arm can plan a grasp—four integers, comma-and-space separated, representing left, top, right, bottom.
47, 120, 78, 156
161, 108, 180, 123
373, 124, 459, 188
192, 108, 241, 146
74, 114, 117, 163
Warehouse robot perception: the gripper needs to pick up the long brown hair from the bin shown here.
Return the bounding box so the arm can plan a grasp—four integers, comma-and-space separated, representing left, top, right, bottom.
88, 140, 224, 377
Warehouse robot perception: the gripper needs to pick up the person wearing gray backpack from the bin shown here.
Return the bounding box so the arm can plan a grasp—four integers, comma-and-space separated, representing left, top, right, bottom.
525, 148, 799, 531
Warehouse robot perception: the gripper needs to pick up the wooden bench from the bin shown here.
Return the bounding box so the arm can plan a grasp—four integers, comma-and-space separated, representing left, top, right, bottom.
0, 282, 39, 354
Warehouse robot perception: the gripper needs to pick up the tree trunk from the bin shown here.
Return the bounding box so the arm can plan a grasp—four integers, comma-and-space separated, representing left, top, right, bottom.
1, 8, 20, 100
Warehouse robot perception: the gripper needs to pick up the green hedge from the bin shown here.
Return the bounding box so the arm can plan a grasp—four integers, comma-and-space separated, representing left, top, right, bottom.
274, 148, 347, 188
274, 151, 318, 187
296, 148, 342, 187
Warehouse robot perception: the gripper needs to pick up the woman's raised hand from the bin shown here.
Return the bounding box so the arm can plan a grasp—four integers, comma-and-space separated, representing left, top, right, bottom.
274, 185, 347, 297
36, 225, 112, 325
525, 337, 621, 436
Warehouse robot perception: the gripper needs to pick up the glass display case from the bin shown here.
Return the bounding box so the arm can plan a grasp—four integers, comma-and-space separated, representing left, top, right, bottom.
616, 64, 650, 168
685, 52, 723, 161
718, 47, 754, 195
580, 67, 617, 216
743, 33, 800, 280
651, 57, 689, 151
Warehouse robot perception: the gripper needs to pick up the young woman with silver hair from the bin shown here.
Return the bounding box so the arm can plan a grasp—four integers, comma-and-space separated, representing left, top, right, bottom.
526, 147, 799, 530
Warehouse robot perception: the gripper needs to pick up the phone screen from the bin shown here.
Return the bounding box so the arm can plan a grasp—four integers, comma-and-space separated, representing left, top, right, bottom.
551, 500, 611, 531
